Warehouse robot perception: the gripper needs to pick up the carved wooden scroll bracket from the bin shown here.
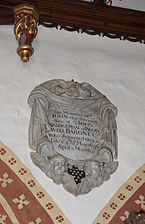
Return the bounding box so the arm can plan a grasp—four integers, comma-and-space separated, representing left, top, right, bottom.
14, 4, 39, 62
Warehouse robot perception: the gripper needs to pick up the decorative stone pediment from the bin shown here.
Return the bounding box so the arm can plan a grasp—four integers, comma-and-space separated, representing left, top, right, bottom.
28, 79, 118, 196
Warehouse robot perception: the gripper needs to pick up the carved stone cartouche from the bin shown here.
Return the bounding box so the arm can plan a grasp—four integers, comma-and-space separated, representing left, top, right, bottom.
28, 79, 118, 196
124, 210, 145, 224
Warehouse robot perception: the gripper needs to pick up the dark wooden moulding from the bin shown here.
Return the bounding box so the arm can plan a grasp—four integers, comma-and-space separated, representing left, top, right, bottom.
0, 0, 145, 43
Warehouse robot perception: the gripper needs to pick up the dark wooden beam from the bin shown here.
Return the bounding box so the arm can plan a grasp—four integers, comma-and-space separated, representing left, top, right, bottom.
0, 0, 145, 43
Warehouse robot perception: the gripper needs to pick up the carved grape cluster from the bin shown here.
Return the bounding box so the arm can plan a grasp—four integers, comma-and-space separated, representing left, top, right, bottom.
68, 165, 85, 185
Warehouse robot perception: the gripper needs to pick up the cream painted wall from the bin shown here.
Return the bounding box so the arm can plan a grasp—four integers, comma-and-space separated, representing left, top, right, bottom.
114, 0, 145, 11
0, 16, 145, 224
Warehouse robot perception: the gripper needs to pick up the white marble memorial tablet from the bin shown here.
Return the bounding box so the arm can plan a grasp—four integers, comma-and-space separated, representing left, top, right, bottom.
47, 109, 101, 160
28, 79, 118, 196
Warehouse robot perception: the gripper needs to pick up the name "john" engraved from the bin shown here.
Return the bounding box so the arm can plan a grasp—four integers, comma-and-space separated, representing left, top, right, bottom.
47, 110, 101, 160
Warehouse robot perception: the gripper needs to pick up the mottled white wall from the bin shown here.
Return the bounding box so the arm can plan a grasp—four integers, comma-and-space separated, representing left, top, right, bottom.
0, 17, 145, 224
114, 0, 145, 11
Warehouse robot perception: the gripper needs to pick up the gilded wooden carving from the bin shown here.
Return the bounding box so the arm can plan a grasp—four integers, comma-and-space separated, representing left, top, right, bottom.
14, 4, 39, 62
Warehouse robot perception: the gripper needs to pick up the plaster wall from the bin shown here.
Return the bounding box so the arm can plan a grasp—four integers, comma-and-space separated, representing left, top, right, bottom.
0, 15, 145, 223
113, 0, 145, 11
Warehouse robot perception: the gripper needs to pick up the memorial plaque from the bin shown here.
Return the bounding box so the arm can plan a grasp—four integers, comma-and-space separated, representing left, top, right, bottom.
28, 79, 118, 196
47, 109, 101, 160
